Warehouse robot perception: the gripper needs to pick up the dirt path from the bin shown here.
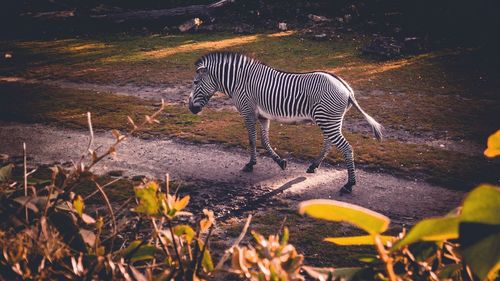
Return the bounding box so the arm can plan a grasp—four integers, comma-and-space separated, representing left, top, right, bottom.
0, 123, 465, 225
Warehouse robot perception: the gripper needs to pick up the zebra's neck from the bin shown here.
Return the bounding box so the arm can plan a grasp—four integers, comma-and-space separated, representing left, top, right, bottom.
202, 53, 263, 97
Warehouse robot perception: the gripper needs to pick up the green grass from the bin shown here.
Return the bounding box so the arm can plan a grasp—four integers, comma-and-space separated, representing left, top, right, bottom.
1, 82, 497, 190
2, 32, 498, 97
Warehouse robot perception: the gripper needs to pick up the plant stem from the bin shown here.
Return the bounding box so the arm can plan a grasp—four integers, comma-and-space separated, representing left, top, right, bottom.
374, 234, 398, 281
167, 219, 185, 274
23, 142, 28, 222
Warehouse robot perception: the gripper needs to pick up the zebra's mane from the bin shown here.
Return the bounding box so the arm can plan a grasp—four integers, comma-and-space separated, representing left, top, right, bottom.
195, 52, 260, 69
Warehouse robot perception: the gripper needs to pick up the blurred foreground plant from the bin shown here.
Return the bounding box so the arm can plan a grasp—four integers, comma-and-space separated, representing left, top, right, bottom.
230, 227, 304, 281
299, 188, 499, 281
298, 130, 500, 281
0, 101, 224, 280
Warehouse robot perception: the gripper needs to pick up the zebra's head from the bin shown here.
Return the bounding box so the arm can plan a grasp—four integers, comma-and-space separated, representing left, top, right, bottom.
189, 64, 217, 114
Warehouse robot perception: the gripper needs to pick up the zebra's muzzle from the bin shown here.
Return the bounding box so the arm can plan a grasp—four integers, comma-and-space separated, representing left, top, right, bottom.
188, 102, 202, 114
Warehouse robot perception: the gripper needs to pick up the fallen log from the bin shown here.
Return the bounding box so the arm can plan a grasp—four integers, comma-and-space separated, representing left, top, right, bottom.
91, 0, 234, 21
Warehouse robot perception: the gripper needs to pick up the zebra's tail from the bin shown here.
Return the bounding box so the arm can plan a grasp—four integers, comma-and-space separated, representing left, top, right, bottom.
348, 95, 383, 140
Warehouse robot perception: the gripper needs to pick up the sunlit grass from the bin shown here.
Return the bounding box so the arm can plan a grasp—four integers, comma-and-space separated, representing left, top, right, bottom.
2, 31, 496, 99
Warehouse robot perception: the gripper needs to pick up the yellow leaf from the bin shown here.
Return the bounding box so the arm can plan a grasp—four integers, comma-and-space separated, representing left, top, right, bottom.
325, 235, 395, 246
299, 199, 390, 235
484, 130, 500, 157
73, 195, 84, 217
173, 195, 190, 211
200, 209, 215, 232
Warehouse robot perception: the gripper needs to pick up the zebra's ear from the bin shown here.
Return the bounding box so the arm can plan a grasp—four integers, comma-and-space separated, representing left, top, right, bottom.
196, 66, 208, 74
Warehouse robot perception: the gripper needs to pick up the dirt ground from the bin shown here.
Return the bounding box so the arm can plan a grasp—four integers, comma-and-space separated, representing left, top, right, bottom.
0, 122, 464, 226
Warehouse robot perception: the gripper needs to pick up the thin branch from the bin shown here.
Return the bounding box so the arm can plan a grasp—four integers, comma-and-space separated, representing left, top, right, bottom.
92, 179, 117, 250
215, 214, 252, 270
151, 218, 172, 260
165, 173, 170, 194
167, 219, 185, 274
196, 225, 214, 276
23, 142, 28, 222
374, 234, 398, 281
84, 177, 123, 200
77, 112, 94, 169
278, 216, 287, 235
86, 99, 165, 172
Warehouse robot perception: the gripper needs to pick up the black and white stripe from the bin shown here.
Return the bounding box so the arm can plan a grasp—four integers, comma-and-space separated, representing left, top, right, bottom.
188, 52, 383, 193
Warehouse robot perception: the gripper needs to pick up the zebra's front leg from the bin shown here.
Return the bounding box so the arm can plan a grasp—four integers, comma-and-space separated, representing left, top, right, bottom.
307, 137, 332, 173
242, 117, 258, 172
258, 117, 287, 170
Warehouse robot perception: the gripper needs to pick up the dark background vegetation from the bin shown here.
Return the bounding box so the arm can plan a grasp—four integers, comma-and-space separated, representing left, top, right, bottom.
2, 0, 499, 49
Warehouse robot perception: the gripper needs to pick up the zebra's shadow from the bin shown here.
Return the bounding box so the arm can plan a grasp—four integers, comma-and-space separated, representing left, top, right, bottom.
218, 176, 307, 220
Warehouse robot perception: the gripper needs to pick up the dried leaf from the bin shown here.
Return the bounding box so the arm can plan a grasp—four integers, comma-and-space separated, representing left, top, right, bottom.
484, 130, 500, 157
80, 229, 96, 247
200, 209, 215, 232
0, 164, 14, 182
82, 213, 96, 224
127, 116, 138, 129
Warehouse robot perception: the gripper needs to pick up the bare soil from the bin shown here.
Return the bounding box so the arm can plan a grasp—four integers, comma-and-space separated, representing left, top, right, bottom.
0, 122, 465, 225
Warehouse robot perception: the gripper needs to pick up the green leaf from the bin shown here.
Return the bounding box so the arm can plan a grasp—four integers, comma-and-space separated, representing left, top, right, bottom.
281, 227, 289, 246
133, 182, 160, 215
460, 184, 500, 225
325, 235, 394, 246
173, 224, 196, 244
391, 216, 459, 251
27, 178, 52, 186
202, 248, 214, 272
438, 263, 462, 279
298, 199, 390, 234
302, 266, 365, 281
73, 195, 84, 217
458, 185, 500, 280
459, 222, 500, 280
356, 255, 379, 264
123, 240, 158, 262
0, 164, 14, 182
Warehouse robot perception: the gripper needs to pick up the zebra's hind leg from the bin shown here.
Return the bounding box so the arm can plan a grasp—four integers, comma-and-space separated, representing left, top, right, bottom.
307, 137, 332, 173
335, 139, 356, 194
317, 121, 356, 194
242, 116, 258, 172
258, 117, 287, 170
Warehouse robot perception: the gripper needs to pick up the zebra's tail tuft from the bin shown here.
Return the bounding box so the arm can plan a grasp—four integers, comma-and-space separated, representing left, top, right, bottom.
349, 95, 383, 140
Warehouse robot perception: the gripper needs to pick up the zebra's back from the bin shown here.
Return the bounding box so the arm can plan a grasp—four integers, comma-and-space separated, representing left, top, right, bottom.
245, 66, 350, 122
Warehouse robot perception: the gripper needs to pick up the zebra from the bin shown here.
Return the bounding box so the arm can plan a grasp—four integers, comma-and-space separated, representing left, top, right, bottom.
188, 52, 383, 193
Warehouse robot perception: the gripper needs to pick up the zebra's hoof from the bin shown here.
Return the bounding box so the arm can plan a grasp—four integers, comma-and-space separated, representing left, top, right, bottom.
339, 183, 355, 195
306, 165, 317, 173
278, 159, 287, 170
242, 163, 254, 172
